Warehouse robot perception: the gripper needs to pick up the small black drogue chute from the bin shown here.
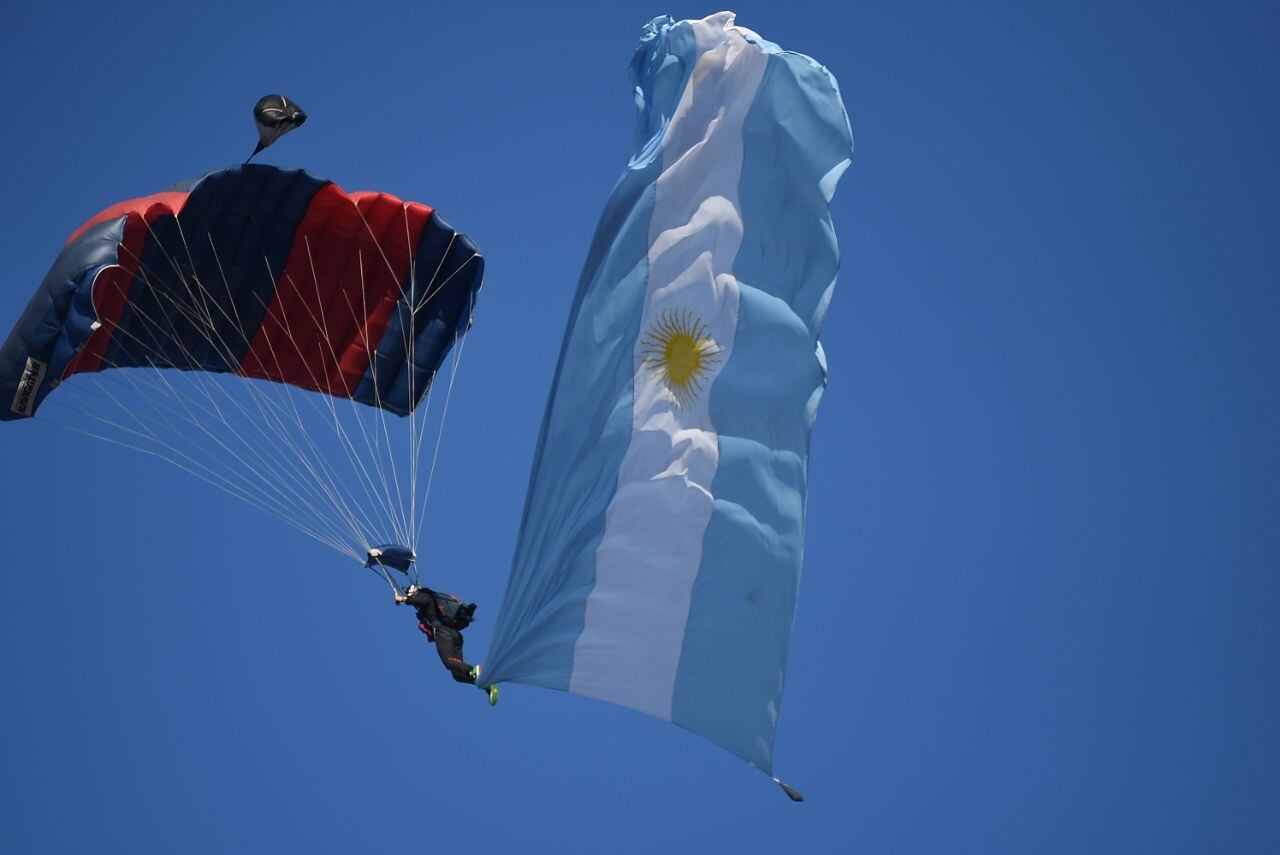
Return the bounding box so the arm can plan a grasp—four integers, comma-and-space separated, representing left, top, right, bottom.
247, 94, 307, 162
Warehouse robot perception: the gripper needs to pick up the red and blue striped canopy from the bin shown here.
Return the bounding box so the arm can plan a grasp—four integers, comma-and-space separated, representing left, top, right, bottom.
1, 164, 483, 420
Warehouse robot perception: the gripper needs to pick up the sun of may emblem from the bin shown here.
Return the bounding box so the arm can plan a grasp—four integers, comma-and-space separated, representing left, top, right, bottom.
640, 308, 722, 407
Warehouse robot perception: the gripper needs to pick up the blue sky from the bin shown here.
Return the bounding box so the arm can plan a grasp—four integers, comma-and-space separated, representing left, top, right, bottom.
2, 1, 1278, 852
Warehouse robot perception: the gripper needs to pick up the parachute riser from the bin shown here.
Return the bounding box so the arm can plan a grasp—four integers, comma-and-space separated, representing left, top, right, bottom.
366, 559, 406, 597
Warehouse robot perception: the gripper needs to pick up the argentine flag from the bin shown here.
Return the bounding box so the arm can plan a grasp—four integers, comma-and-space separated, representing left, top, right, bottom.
484, 12, 854, 775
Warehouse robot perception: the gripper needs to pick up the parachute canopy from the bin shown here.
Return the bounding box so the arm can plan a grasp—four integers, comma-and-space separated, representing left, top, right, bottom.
0, 164, 484, 421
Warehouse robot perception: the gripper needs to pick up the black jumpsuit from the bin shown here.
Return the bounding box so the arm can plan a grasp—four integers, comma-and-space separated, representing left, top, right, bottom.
404, 588, 476, 684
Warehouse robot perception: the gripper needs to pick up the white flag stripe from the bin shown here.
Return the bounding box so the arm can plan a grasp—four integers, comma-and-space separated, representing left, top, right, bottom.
570, 18, 769, 718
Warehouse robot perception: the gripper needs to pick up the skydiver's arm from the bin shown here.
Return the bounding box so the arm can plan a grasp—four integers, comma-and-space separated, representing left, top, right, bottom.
402, 590, 438, 609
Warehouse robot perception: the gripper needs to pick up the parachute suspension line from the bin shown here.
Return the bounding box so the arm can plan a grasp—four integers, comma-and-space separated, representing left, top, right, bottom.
348, 201, 425, 551
296, 235, 413, 544
410, 243, 473, 474
57, 422, 357, 560
145, 355, 371, 550
53, 284, 344, 544
372, 221, 463, 555
42, 407, 358, 560
414, 232, 459, 314
414, 251, 481, 315
172, 261, 376, 547
123, 229, 377, 551
228, 288, 381, 551
70, 225, 372, 555
96, 275, 361, 547
414, 287, 476, 550
43, 380, 357, 561
366, 558, 405, 597
44, 187, 482, 568
59, 301, 363, 556
178, 216, 381, 552
234, 222, 411, 552
399, 214, 457, 561
228, 223, 385, 550
356, 251, 412, 547
411, 260, 484, 551
142, 359, 354, 541
340, 199, 480, 561
230, 284, 380, 554
343, 253, 408, 544
128, 218, 374, 549
334, 203, 415, 549
352, 201, 461, 556
411, 371, 436, 551
406, 229, 456, 556
49, 374, 283, 520
338, 249, 410, 555
407, 208, 417, 558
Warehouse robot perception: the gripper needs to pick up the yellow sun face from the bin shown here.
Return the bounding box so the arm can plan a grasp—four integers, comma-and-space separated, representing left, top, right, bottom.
640, 308, 721, 407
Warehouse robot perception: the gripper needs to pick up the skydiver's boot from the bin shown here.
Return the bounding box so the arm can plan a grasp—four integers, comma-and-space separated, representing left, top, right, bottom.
471, 665, 499, 706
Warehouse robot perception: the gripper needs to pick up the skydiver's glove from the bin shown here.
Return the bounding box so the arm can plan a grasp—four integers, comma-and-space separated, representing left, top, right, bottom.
394, 594, 407, 604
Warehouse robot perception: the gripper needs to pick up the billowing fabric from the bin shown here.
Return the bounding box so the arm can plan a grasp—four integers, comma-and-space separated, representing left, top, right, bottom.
482, 13, 853, 773
250, 94, 306, 160
0, 164, 483, 420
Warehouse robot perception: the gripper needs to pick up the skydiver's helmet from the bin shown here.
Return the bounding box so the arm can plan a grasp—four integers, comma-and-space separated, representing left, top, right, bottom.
406, 584, 422, 597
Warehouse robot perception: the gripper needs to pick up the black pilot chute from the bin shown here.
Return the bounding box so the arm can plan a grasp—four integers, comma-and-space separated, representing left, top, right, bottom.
247, 94, 307, 162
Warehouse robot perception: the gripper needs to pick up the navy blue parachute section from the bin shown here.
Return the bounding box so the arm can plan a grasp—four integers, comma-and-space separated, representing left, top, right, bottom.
0, 164, 484, 420
366, 545, 417, 573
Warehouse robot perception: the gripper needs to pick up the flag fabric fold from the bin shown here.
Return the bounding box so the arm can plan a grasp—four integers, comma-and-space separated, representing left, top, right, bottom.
483, 11, 853, 773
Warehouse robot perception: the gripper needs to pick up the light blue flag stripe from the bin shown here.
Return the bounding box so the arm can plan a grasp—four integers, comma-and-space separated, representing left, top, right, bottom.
481, 18, 702, 691
484, 12, 852, 775
671, 36, 853, 770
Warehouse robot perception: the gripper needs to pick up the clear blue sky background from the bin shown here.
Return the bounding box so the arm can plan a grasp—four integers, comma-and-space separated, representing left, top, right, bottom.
2, 2, 1277, 852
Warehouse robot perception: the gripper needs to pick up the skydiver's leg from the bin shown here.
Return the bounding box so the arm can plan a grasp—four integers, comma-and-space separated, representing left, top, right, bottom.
433, 627, 476, 683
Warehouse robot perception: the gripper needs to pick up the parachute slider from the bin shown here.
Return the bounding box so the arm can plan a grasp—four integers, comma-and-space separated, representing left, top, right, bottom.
365, 545, 416, 573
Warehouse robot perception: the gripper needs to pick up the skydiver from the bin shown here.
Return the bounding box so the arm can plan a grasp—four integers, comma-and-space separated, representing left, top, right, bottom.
395, 584, 499, 705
